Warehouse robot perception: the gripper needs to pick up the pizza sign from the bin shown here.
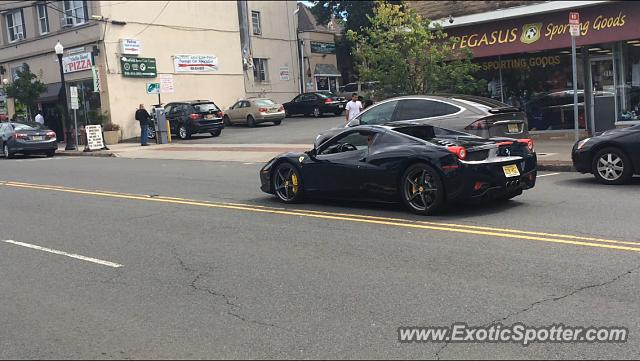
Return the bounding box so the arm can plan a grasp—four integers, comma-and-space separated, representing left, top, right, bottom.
62, 52, 93, 74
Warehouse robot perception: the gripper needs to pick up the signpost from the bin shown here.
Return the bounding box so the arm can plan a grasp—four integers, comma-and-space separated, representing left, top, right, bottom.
70, 86, 79, 147
569, 12, 580, 142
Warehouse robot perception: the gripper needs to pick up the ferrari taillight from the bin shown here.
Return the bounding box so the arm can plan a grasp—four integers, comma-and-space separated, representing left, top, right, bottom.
447, 146, 467, 160
517, 138, 534, 152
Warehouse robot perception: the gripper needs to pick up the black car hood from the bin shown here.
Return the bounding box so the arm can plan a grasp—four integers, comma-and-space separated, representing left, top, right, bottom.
596, 125, 640, 137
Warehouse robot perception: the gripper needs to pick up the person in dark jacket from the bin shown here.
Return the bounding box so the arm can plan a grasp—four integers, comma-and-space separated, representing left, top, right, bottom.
135, 104, 150, 146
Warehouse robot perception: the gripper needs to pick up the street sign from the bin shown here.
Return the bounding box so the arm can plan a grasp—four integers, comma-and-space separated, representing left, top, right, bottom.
279, 67, 290, 81
85, 125, 105, 150
146, 83, 160, 94
569, 12, 580, 25
173, 54, 219, 73
569, 24, 581, 37
120, 39, 141, 55
160, 74, 174, 93
70, 86, 79, 110
121, 57, 157, 78
92, 66, 101, 92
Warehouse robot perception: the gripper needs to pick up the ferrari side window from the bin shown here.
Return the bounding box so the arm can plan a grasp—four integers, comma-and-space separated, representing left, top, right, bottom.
357, 100, 398, 125
320, 132, 372, 155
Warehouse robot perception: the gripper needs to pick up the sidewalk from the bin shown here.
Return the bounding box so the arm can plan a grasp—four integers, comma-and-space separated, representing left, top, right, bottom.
55, 139, 576, 170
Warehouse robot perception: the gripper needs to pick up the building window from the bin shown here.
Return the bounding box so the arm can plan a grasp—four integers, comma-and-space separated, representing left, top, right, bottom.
62, 0, 88, 27
253, 58, 268, 82
251, 11, 261, 35
6, 10, 25, 43
37, 3, 50, 35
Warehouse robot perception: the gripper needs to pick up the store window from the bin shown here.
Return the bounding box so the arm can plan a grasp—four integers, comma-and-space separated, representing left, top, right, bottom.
316, 77, 329, 91
618, 39, 640, 121
67, 79, 102, 127
6, 10, 25, 42
473, 49, 586, 131
37, 4, 50, 35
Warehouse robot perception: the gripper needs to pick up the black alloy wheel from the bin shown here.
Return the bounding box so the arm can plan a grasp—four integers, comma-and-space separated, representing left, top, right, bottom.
400, 163, 445, 215
272, 162, 304, 203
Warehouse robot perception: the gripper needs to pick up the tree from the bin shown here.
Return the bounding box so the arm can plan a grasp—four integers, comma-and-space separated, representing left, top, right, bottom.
4, 64, 46, 121
347, 3, 485, 98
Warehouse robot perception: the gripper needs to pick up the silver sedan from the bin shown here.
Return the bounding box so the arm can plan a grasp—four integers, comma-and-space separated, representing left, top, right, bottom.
223, 98, 285, 127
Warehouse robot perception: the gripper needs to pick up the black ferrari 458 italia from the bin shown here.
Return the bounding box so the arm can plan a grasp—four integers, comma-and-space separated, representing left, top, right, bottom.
259, 124, 537, 215
572, 124, 640, 184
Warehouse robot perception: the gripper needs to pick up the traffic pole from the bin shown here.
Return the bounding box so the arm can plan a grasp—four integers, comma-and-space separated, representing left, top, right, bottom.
571, 34, 579, 143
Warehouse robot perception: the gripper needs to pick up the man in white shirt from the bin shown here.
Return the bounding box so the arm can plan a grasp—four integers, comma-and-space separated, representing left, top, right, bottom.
345, 93, 363, 123
35, 112, 44, 125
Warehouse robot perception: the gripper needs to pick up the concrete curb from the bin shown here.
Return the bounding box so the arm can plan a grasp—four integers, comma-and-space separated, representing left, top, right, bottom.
538, 162, 575, 172
55, 151, 116, 158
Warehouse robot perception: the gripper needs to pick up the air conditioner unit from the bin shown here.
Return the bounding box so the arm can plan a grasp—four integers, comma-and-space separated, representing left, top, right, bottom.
61, 16, 73, 27
16, 33, 24, 40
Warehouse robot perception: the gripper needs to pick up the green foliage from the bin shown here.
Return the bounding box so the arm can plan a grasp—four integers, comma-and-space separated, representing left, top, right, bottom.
4, 64, 47, 112
311, 1, 401, 33
87, 109, 109, 126
347, 3, 486, 98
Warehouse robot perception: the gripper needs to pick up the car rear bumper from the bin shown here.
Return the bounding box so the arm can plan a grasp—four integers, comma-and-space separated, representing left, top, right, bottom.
255, 112, 285, 122
321, 104, 345, 113
447, 154, 537, 202
9, 139, 57, 153
190, 121, 224, 134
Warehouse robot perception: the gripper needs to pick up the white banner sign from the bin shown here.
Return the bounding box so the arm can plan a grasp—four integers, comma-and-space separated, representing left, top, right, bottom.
160, 74, 175, 93
85, 125, 105, 150
174, 54, 219, 72
120, 39, 141, 55
70, 86, 79, 110
63, 52, 93, 74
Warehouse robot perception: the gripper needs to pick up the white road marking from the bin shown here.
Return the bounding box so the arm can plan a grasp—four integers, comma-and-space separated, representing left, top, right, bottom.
1, 240, 123, 268
538, 172, 561, 178
243, 162, 255, 165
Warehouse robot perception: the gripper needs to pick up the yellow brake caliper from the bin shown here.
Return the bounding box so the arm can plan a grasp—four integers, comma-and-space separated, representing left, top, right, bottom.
291, 174, 299, 194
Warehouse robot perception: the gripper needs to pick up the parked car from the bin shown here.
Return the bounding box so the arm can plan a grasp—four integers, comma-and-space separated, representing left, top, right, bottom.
315, 94, 529, 146
338, 81, 379, 99
260, 124, 537, 215
0, 122, 57, 158
283, 92, 346, 118
164, 100, 225, 140
224, 98, 285, 127
572, 124, 640, 184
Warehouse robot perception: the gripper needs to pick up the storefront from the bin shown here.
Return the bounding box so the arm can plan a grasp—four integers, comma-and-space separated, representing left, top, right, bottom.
445, 1, 640, 132
313, 64, 342, 93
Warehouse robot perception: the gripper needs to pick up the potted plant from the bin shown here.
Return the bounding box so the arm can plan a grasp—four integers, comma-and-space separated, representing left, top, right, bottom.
102, 122, 121, 145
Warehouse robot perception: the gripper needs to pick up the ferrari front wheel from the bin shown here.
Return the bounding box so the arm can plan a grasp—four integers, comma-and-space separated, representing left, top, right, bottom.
273, 162, 304, 203
400, 163, 445, 215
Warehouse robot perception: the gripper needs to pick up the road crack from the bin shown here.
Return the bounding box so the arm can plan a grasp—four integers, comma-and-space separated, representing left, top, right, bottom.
435, 263, 640, 360
171, 248, 288, 331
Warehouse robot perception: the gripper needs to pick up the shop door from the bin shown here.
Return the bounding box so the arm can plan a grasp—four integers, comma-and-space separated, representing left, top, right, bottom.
590, 57, 616, 132
329, 78, 338, 93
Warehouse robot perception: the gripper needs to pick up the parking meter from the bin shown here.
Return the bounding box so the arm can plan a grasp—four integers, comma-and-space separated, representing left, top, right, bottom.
154, 107, 169, 144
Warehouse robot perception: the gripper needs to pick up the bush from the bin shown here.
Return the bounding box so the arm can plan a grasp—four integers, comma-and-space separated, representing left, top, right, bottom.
103, 122, 120, 132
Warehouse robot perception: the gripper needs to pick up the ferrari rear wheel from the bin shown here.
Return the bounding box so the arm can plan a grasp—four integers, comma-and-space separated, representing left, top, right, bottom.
273, 162, 304, 203
400, 163, 444, 215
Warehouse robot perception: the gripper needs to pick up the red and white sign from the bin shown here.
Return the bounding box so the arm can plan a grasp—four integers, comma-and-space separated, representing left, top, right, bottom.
120, 39, 141, 55
160, 74, 174, 93
62, 52, 93, 74
569, 12, 580, 25
174, 54, 219, 73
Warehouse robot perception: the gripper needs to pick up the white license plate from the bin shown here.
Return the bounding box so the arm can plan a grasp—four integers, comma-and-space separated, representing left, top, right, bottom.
507, 124, 520, 133
338, 104, 344, 108
206, 114, 214, 120
269, 108, 278, 113
503, 164, 520, 178
31, 136, 43, 141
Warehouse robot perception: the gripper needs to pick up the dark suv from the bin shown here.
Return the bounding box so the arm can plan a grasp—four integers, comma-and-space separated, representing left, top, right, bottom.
165, 100, 225, 139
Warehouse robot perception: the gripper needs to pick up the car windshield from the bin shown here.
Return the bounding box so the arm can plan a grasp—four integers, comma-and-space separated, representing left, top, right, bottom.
12, 122, 45, 131
193, 103, 220, 112
254, 99, 275, 107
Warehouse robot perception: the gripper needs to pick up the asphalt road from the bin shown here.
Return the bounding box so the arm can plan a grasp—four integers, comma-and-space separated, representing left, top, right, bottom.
1, 157, 639, 359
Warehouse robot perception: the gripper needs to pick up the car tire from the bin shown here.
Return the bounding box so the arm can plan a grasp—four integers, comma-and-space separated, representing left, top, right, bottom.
210, 130, 221, 137
272, 162, 304, 203
400, 163, 445, 215
3, 143, 13, 159
273, 120, 282, 125
45, 150, 55, 158
312, 106, 321, 118
178, 124, 191, 140
247, 115, 256, 128
592, 147, 633, 185
223, 115, 232, 126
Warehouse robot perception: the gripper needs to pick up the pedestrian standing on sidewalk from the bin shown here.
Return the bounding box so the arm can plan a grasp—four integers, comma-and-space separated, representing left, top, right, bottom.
35, 111, 45, 125
345, 93, 363, 123
135, 104, 150, 146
